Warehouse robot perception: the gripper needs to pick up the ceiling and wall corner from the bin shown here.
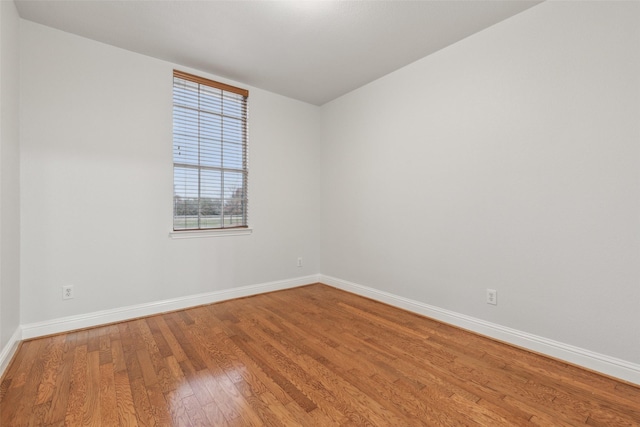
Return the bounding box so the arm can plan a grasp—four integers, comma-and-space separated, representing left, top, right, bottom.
14, 0, 541, 106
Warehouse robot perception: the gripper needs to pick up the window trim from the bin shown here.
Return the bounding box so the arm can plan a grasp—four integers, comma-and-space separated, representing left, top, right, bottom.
169, 227, 253, 239
173, 70, 249, 97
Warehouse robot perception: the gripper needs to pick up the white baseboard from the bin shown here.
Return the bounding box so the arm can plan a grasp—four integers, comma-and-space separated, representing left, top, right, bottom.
0, 326, 22, 378
320, 274, 640, 386
21, 274, 321, 340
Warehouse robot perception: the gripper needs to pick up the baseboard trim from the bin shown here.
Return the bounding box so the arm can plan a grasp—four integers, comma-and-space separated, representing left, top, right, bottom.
320, 274, 640, 386
16, 273, 640, 385
21, 274, 321, 340
0, 326, 22, 378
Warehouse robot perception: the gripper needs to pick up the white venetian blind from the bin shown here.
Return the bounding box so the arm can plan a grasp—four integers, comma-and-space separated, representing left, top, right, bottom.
172, 70, 249, 230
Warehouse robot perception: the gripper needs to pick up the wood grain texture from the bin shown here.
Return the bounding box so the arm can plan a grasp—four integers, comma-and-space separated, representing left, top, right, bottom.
1, 284, 638, 426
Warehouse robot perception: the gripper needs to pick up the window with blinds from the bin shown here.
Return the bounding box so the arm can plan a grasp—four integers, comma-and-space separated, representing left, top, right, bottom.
172, 70, 249, 231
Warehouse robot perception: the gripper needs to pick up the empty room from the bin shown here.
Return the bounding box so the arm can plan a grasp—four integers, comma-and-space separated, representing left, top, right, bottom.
1, 0, 639, 425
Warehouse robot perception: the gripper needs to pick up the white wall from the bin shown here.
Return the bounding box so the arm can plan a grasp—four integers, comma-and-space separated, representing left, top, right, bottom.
20, 21, 320, 324
321, 1, 640, 365
0, 0, 21, 352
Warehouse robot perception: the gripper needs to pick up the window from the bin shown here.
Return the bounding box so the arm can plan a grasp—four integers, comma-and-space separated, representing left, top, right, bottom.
172, 70, 249, 231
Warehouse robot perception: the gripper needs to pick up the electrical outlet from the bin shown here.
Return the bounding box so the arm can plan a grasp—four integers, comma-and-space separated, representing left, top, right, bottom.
486, 289, 497, 305
62, 285, 74, 300
297, 257, 303, 267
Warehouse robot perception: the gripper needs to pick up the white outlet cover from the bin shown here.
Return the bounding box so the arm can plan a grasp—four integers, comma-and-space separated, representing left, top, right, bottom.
487, 289, 497, 305
62, 286, 74, 300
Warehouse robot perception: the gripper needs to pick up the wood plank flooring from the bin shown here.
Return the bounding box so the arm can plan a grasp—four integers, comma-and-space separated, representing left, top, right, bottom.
1, 283, 639, 426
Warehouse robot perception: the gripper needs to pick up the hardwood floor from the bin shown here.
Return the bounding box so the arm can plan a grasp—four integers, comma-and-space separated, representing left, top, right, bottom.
1, 284, 639, 426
